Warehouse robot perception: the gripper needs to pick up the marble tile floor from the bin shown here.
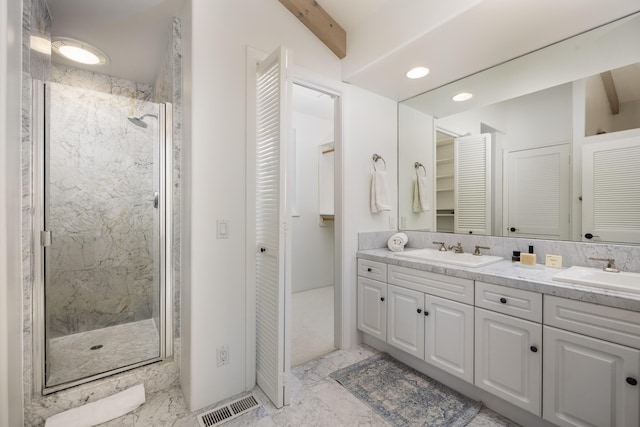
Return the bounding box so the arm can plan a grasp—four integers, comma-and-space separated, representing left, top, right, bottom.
48, 319, 160, 387
98, 344, 519, 427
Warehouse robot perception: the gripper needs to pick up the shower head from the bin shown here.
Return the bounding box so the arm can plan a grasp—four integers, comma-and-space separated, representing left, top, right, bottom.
128, 113, 158, 128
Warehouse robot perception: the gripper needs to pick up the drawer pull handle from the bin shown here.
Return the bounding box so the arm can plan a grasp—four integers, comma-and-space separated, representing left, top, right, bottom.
417, 309, 422, 314
627, 377, 638, 386
530, 346, 538, 353
500, 297, 507, 304
380, 297, 385, 302
367, 268, 372, 272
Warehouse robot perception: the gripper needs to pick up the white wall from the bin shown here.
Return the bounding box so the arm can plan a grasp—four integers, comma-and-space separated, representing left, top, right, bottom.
342, 85, 398, 347
291, 110, 334, 294
398, 104, 434, 231
1, 0, 25, 424
183, 0, 397, 412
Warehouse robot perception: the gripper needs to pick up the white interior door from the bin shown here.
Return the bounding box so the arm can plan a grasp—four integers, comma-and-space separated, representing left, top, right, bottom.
255, 46, 291, 408
505, 144, 570, 240
582, 135, 640, 243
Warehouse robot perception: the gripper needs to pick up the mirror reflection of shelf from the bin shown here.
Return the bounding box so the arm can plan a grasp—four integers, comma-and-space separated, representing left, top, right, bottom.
436, 133, 456, 232
318, 141, 334, 226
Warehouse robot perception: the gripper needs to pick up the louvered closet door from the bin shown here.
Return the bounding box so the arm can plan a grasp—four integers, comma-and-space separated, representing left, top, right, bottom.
506, 144, 570, 240
582, 136, 640, 243
454, 134, 492, 235
255, 46, 291, 408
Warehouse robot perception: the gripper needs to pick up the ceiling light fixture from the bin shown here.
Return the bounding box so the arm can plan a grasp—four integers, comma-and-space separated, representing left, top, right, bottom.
452, 92, 473, 102
51, 37, 109, 65
406, 66, 430, 79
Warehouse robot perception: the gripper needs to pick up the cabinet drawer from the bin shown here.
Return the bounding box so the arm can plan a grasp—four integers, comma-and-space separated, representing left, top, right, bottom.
544, 295, 640, 349
357, 258, 387, 281
475, 282, 542, 323
388, 265, 474, 304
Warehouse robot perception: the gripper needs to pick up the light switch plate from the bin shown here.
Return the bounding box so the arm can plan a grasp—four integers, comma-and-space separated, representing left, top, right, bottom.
217, 220, 229, 239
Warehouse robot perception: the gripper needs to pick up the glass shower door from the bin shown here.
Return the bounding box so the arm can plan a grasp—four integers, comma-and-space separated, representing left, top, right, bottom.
42, 81, 167, 390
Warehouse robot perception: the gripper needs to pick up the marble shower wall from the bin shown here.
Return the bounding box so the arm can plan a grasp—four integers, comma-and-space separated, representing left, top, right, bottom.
46, 74, 156, 337
153, 17, 183, 339
22, 0, 52, 409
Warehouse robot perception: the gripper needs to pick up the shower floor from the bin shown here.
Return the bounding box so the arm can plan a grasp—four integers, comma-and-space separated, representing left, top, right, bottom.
47, 318, 160, 387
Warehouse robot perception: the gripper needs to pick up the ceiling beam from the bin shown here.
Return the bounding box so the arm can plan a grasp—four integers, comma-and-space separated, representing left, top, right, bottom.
279, 0, 346, 59
600, 71, 620, 115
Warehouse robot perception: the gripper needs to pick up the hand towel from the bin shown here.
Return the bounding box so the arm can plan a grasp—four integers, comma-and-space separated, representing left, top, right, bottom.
45, 384, 145, 427
412, 173, 430, 213
388, 232, 409, 251
370, 170, 391, 213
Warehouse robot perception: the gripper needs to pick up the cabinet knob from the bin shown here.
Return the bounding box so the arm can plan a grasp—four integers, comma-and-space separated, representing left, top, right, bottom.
417, 308, 422, 314
367, 268, 372, 272
530, 346, 538, 353
424, 311, 429, 316
380, 297, 385, 302
627, 377, 638, 386
500, 297, 507, 304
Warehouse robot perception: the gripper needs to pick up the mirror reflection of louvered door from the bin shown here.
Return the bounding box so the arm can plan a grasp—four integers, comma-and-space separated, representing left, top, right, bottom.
582, 136, 640, 243
505, 144, 570, 240
454, 134, 492, 235
255, 46, 291, 409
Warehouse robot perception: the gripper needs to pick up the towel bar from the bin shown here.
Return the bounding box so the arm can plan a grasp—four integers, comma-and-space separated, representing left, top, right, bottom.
372, 154, 386, 171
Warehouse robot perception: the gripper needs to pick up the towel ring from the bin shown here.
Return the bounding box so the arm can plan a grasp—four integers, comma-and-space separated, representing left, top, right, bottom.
415, 162, 427, 176
372, 154, 386, 171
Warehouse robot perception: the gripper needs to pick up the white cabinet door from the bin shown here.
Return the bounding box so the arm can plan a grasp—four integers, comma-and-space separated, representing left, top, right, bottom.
425, 295, 474, 383
475, 308, 542, 415
357, 277, 387, 341
387, 284, 424, 359
543, 326, 640, 427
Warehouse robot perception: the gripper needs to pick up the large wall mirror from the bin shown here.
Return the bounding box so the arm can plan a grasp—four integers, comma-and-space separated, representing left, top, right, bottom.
398, 12, 640, 244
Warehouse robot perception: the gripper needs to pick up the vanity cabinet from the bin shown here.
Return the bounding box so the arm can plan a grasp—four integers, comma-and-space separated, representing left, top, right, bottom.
387, 284, 424, 359
425, 294, 474, 383
543, 296, 640, 427
357, 259, 387, 341
474, 282, 542, 415
387, 265, 475, 381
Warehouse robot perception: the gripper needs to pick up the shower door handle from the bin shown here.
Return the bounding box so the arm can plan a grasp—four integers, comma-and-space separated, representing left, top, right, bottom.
153, 192, 159, 209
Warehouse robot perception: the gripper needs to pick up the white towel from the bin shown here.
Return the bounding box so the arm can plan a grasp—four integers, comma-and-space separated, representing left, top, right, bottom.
412, 174, 430, 213
45, 384, 146, 427
370, 170, 391, 213
388, 232, 409, 251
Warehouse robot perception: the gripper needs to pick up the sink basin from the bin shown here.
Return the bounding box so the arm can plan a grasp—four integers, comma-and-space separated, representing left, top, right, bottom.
394, 248, 504, 268
552, 266, 640, 294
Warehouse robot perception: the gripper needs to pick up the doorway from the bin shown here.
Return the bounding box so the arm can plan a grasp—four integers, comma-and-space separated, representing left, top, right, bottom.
290, 84, 337, 366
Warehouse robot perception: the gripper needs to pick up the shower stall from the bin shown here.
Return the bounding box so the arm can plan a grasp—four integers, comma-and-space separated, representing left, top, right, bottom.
32, 80, 173, 393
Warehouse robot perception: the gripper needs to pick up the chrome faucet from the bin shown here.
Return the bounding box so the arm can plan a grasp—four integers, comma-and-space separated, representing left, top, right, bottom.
433, 241, 447, 251
448, 242, 464, 253
473, 245, 490, 256
588, 257, 620, 273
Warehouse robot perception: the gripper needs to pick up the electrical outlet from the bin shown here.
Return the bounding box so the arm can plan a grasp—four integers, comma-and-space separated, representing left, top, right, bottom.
216, 346, 229, 366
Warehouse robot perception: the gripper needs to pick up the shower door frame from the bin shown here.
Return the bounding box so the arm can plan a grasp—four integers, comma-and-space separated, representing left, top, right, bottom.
31, 80, 174, 395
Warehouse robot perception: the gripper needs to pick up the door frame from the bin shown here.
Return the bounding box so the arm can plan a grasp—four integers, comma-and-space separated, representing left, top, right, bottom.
245, 47, 347, 391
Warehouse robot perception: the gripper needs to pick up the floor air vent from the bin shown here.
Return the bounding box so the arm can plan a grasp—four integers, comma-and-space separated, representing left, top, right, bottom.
197, 394, 260, 427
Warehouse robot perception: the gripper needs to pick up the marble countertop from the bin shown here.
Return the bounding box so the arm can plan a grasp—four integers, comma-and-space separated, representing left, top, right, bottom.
357, 248, 640, 312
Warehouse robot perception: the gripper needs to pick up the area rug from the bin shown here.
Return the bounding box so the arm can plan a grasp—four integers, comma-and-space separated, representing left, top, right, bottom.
329, 353, 482, 427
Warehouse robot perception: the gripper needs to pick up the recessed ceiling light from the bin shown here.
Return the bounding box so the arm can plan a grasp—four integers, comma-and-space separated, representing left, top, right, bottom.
30, 36, 51, 55
406, 67, 430, 79
452, 92, 473, 102
51, 37, 109, 65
